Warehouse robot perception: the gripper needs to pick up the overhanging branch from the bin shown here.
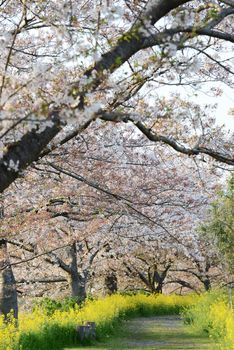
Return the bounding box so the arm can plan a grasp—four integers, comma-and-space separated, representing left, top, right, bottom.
0, 0, 233, 193
100, 112, 234, 166
0, 113, 61, 193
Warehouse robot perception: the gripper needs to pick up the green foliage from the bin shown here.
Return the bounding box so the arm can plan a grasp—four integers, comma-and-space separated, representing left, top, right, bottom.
118, 289, 150, 296
182, 290, 234, 349
18, 323, 78, 350
201, 174, 234, 272
33, 297, 80, 316
182, 290, 226, 333
114, 56, 122, 66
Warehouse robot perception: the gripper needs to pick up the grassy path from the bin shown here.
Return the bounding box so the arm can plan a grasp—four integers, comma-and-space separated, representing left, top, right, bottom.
66, 315, 217, 350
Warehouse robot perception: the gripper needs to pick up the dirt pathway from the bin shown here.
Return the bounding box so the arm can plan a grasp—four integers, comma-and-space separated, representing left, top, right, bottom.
66, 315, 217, 350
119, 316, 215, 349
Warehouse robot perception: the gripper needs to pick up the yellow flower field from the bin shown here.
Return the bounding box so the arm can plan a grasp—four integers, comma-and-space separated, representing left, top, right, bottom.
0, 292, 233, 350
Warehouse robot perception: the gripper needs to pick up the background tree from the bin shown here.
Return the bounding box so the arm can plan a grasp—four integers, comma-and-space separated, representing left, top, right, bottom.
1, 121, 223, 299
0, 239, 18, 319
201, 174, 234, 275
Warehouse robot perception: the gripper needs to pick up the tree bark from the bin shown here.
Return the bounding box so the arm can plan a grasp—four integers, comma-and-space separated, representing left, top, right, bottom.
203, 278, 211, 291
104, 271, 118, 295
0, 239, 18, 319
0, 115, 61, 193
149, 264, 171, 293
69, 243, 86, 302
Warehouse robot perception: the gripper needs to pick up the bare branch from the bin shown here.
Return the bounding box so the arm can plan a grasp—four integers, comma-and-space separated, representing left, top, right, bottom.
1, 243, 71, 270
45, 253, 71, 274
16, 277, 67, 284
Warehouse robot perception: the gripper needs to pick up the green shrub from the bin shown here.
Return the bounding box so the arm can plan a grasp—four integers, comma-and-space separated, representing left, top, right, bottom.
182, 290, 234, 349
32, 297, 80, 316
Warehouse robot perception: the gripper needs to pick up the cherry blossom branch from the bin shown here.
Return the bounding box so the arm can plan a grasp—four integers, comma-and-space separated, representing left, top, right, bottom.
183, 45, 234, 75
47, 162, 194, 248
135, 121, 234, 166
16, 277, 67, 284
173, 27, 234, 43
165, 279, 198, 292
0, 243, 71, 270
71, 0, 191, 101
84, 5, 234, 80
99, 112, 234, 166
45, 253, 71, 273
0, 0, 233, 194
0, 112, 61, 193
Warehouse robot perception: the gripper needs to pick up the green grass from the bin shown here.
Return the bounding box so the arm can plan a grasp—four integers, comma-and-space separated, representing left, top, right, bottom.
65, 315, 216, 350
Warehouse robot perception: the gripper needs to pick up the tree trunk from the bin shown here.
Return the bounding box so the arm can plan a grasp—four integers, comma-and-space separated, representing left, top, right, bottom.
203, 277, 211, 291
104, 271, 118, 295
154, 280, 163, 293
70, 271, 86, 302
69, 243, 86, 303
151, 264, 171, 294
0, 239, 18, 319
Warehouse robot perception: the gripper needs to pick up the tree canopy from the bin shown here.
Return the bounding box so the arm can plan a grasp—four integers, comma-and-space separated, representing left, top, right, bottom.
0, 0, 233, 319
0, 0, 233, 193
202, 174, 234, 273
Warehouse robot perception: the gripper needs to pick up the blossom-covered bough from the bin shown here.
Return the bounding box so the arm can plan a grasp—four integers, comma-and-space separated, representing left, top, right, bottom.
0, 0, 233, 193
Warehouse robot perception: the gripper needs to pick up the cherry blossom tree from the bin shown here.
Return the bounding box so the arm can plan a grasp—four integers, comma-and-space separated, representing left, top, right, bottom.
0, 0, 233, 318
116, 223, 222, 294
0, 0, 233, 193
1, 124, 219, 314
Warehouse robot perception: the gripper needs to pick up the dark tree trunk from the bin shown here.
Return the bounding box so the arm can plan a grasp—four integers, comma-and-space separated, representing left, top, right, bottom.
70, 272, 87, 302
203, 277, 211, 291
0, 115, 61, 193
0, 239, 18, 319
154, 281, 163, 294
70, 243, 86, 303
151, 264, 171, 294
104, 271, 118, 295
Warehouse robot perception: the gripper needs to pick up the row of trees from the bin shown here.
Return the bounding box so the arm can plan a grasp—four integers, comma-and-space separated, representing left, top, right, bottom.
1, 125, 232, 316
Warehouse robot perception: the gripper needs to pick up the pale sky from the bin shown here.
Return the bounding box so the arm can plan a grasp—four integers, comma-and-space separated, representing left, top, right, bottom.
156, 83, 234, 131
